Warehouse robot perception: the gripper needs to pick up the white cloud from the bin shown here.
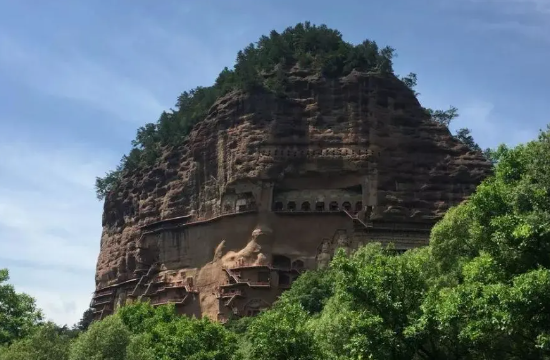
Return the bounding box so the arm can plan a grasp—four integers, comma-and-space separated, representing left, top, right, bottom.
15, 272, 95, 327
0, 33, 166, 124
0, 138, 115, 325
459, 0, 550, 41
471, 0, 550, 15
446, 100, 537, 149
0, 8, 228, 327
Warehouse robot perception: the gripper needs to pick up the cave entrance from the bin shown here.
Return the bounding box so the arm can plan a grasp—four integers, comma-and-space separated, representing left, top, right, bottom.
291, 259, 304, 270
342, 201, 351, 211
272, 255, 291, 269
287, 201, 296, 211
278, 273, 290, 286
257, 271, 270, 283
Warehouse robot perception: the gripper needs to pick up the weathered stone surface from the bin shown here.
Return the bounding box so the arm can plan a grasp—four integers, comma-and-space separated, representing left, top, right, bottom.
92, 69, 491, 321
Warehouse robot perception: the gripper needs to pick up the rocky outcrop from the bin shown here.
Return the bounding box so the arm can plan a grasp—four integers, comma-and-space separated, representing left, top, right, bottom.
93, 68, 491, 319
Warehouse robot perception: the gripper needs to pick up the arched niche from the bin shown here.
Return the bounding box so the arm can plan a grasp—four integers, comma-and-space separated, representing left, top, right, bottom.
315, 202, 325, 211
278, 273, 290, 286
342, 201, 352, 211
244, 298, 270, 317
274, 201, 283, 211
287, 201, 296, 211
301, 201, 311, 211
272, 254, 291, 269
291, 259, 304, 270
355, 201, 363, 212
329, 201, 339, 211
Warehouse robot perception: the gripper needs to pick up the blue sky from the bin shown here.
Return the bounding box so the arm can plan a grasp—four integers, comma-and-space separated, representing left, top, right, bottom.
0, 0, 548, 326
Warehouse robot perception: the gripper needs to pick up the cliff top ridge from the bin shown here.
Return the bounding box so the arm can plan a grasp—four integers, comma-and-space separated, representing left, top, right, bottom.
95, 22, 471, 201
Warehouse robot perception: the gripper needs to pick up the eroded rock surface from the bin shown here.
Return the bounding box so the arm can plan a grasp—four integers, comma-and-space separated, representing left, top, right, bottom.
92, 70, 491, 321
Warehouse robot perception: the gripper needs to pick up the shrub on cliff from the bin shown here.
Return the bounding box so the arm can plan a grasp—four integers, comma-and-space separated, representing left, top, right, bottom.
96, 18, 481, 201
95, 22, 399, 200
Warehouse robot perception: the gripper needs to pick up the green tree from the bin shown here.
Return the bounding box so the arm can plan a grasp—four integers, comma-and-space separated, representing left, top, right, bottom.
312, 246, 433, 360
116, 301, 181, 335
455, 128, 482, 152
0, 269, 42, 346
94, 170, 121, 200
401, 72, 419, 96
275, 268, 334, 315
119, 302, 236, 360
245, 303, 320, 360
74, 308, 94, 332
95, 22, 399, 200
0, 323, 71, 360
425, 106, 459, 127
126, 316, 236, 360
69, 315, 130, 360
417, 127, 550, 359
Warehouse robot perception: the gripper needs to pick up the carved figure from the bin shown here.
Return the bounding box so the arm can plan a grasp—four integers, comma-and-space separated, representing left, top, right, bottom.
335, 230, 351, 255
115, 290, 127, 310
365, 205, 373, 220
135, 247, 148, 272
125, 244, 136, 273
316, 238, 332, 269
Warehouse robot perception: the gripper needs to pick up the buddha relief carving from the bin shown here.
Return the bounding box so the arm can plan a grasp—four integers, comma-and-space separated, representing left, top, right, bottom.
316, 238, 332, 269
334, 230, 351, 255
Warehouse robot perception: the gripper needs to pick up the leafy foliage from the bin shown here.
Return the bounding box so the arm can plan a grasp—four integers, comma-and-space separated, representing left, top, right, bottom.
6, 126, 550, 358
0, 269, 42, 346
274, 268, 334, 315
243, 303, 320, 360
241, 127, 550, 359
68, 315, 130, 360
455, 127, 482, 152
11, 23, 550, 359
0, 323, 71, 360
74, 308, 94, 332
95, 22, 400, 200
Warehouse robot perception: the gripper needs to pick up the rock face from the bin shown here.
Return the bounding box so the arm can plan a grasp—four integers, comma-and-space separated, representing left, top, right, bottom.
91, 69, 491, 321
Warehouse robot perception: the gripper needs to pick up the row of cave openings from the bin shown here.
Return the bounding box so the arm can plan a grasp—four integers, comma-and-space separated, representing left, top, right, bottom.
273, 200, 363, 212
259, 149, 380, 157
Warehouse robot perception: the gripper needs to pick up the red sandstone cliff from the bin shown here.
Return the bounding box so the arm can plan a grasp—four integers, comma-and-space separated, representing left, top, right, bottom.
94, 68, 491, 318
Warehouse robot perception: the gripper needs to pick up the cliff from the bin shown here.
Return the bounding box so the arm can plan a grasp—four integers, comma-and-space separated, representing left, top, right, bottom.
92, 24, 492, 321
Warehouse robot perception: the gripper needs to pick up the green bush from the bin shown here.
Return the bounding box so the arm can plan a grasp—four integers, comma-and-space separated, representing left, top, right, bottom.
95, 22, 397, 200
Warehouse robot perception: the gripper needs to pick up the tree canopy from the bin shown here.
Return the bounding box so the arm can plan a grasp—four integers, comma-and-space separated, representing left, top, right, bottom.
236, 126, 550, 359
0, 269, 42, 346
4, 126, 550, 358
95, 22, 473, 201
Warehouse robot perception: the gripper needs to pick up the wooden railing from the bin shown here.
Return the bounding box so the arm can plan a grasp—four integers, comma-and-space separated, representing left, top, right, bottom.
93, 290, 114, 299
154, 283, 198, 294
219, 278, 271, 288
150, 295, 188, 306
216, 289, 244, 299
225, 259, 303, 272
342, 209, 372, 230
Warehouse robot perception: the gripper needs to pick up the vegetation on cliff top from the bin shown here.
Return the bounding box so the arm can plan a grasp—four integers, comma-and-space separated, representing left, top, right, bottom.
95, 22, 477, 200
3, 128, 550, 359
